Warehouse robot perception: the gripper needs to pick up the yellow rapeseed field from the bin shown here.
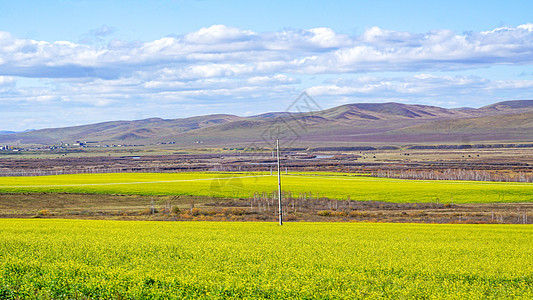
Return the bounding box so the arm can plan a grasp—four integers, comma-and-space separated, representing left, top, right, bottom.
0, 219, 532, 299
0, 172, 532, 203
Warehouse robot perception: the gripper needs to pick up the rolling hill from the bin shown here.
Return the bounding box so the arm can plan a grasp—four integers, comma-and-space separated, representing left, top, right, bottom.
1, 100, 533, 147
390, 110, 533, 143
0, 114, 243, 145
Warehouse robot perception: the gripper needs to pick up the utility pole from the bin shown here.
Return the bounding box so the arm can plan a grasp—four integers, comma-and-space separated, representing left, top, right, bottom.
277, 139, 283, 225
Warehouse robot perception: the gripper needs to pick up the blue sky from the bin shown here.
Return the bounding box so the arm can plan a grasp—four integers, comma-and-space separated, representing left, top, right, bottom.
1, 0, 533, 130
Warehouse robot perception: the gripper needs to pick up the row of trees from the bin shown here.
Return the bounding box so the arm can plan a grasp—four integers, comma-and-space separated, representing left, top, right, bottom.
372, 169, 533, 183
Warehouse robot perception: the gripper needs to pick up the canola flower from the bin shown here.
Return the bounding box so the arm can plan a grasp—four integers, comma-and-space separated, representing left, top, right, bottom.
0, 219, 532, 299
0, 172, 532, 203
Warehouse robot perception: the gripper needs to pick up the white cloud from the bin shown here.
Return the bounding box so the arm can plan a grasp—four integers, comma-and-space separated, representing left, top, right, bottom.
246, 74, 300, 85
2, 24, 533, 79
307, 27, 348, 48
2, 24, 533, 129
306, 74, 533, 106
518, 23, 533, 31
184, 25, 255, 44
0, 76, 15, 94
360, 26, 419, 46
0, 76, 14, 85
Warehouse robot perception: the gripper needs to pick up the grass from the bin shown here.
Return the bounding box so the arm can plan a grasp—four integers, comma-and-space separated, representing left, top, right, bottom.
0, 219, 532, 299
1, 172, 533, 203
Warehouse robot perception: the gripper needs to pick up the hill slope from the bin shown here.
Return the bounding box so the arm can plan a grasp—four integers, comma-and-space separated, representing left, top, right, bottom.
2, 100, 533, 146
389, 111, 533, 143
0, 114, 243, 145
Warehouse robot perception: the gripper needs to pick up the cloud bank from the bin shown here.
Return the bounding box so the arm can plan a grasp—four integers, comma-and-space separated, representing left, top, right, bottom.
1, 24, 533, 129
2, 24, 533, 78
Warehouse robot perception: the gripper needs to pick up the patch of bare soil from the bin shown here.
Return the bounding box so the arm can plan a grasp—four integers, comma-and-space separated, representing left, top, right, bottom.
1, 193, 531, 224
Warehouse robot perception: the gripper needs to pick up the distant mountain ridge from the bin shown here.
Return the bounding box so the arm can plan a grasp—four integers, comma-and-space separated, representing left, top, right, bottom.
0, 129, 34, 135
1, 100, 533, 146
482, 100, 533, 109
0, 131, 17, 135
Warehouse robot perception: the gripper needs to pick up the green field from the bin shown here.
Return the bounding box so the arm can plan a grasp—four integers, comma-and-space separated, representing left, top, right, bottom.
1, 219, 532, 299
1, 172, 533, 203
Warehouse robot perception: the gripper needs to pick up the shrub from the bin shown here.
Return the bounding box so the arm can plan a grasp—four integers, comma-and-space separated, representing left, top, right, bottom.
331, 211, 347, 217
222, 208, 247, 216
317, 210, 331, 217
37, 209, 51, 216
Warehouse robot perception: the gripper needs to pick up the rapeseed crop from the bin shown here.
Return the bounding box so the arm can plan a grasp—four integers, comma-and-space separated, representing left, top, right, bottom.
1, 172, 532, 203
0, 219, 532, 299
